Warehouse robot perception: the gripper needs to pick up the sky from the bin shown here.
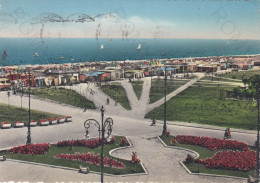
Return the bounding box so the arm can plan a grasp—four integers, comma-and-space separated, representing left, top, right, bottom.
0, 0, 259, 40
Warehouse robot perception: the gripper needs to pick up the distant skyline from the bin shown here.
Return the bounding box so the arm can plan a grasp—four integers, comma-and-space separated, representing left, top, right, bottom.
0, 0, 259, 40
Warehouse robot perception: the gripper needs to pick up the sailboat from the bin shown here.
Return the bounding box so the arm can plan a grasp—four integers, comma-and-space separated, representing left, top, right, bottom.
136, 43, 141, 50
33, 53, 39, 57
100, 44, 104, 50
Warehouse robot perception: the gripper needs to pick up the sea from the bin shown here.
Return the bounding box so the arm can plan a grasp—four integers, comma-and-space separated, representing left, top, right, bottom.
0, 38, 260, 66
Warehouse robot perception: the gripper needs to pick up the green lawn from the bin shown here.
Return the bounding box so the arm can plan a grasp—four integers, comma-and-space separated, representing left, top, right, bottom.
159, 135, 255, 178
149, 79, 189, 103
0, 136, 144, 175
220, 70, 260, 80
131, 80, 143, 100
30, 87, 96, 109
146, 86, 257, 130
201, 76, 242, 83
100, 84, 131, 110
0, 103, 63, 124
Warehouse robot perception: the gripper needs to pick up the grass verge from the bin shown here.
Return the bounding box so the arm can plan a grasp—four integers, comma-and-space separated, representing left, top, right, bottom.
100, 84, 131, 110
201, 76, 242, 83
146, 86, 257, 130
131, 81, 143, 100
149, 79, 189, 104
0, 102, 63, 124
159, 135, 255, 178
30, 87, 96, 109
220, 70, 260, 81
0, 136, 144, 175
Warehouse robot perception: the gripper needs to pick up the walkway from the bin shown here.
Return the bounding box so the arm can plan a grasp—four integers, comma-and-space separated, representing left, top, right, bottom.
0, 72, 255, 183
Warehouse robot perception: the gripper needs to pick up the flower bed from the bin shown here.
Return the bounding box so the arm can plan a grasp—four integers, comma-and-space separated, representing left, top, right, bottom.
39, 119, 49, 126
195, 150, 256, 171
8, 143, 50, 155
55, 153, 125, 169
66, 116, 72, 122
58, 117, 65, 123
176, 135, 248, 151
49, 118, 57, 125
0, 122, 11, 129
13, 121, 24, 128
57, 137, 115, 148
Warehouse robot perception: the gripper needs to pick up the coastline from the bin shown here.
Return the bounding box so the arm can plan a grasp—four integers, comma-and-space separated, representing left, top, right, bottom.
0, 54, 259, 68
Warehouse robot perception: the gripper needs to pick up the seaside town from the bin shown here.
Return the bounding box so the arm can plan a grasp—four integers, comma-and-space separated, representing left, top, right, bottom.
1, 1, 260, 183
1, 55, 260, 90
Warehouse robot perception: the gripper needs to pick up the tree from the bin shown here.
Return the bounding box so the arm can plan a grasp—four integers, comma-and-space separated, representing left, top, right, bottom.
235, 75, 260, 100
247, 75, 260, 98
242, 74, 248, 89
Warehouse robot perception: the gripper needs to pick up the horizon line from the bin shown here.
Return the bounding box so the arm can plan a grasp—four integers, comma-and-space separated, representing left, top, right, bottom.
0, 37, 259, 41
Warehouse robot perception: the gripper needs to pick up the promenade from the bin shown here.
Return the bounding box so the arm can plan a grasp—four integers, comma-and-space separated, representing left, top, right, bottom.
0, 74, 255, 183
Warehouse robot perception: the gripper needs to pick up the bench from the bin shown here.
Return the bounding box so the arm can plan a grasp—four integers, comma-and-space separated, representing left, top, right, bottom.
79, 165, 89, 174
0, 155, 6, 161
248, 175, 255, 183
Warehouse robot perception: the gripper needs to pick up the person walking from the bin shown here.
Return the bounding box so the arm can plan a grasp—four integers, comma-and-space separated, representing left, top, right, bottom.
83, 105, 87, 112
107, 98, 109, 105
151, 118, 156, 126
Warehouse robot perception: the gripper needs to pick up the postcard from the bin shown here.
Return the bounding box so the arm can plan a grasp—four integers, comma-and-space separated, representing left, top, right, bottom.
0, 0, 259, 183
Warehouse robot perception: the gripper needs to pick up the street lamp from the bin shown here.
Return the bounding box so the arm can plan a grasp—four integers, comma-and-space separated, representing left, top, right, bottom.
26, 68, 31, 144
20, 90, 23, 108
256, 88, 260, 181
84, 106, 113, 183
212, 65, 214, 82
162, 66, 167, 135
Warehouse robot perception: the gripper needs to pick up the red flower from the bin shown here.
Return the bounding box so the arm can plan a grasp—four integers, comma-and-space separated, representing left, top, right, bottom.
165, 130, 170, 136
120, 138, 128, 146
131, 155, 140, 164
1, 121, 10, 125
56, 137, 115, 148
171, 138, 176, 144
176, 135, 248, 151
196, 150, 256, 171
8, 143, 50, 155
56, 153, 125, 169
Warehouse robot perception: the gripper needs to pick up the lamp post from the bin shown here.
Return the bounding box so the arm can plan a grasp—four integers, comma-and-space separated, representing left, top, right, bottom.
162, 66, 167, 135
26, 68, 31, 144
20, 91, 23, 108
257, 88, 260, 181
212, 65, 214, 82
84, 106, 113, 183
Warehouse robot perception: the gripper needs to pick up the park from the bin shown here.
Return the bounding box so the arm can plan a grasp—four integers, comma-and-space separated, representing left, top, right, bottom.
0, 69, 259, 183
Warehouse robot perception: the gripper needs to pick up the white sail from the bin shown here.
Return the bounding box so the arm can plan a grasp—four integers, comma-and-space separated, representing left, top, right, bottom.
137, 43, 141, 50
100, 44, 104, 50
